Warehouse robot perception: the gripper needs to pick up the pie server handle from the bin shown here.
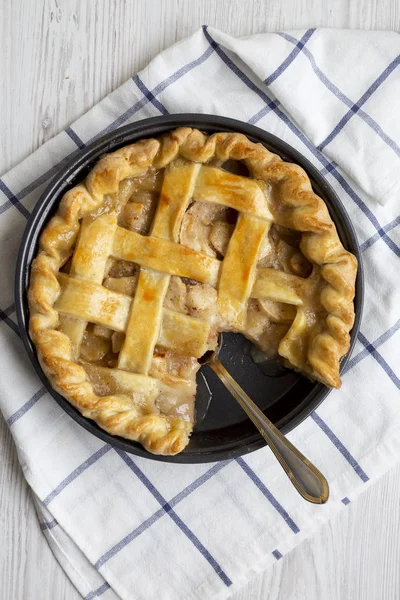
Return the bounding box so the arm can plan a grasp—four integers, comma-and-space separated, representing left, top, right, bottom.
209, 356, 329, 504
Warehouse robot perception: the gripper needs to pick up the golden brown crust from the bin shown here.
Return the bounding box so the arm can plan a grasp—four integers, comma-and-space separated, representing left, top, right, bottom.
28, 128, 357, 454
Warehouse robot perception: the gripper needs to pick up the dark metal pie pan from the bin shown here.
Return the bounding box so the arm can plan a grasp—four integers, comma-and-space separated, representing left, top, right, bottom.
15, 115, 364, 463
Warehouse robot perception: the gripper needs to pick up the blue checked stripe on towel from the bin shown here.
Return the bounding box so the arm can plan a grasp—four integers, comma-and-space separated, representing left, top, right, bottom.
0, 26, 399, 600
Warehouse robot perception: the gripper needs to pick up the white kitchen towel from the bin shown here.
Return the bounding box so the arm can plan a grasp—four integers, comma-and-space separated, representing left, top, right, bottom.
0, 26, 399, 600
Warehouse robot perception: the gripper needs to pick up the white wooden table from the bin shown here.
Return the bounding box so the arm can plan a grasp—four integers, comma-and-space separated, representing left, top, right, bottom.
1, 1, 400, 598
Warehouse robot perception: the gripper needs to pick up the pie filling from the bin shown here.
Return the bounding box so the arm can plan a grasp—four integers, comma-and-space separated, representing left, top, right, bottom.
28, 129, 357, 455
58, 165, 321, 423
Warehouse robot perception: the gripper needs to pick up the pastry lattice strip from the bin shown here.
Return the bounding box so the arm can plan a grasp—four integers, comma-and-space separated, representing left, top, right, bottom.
56, 162, 317, 378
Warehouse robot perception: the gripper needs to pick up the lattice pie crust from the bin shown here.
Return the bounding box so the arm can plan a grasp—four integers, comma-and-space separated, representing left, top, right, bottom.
28, 128, 357, 455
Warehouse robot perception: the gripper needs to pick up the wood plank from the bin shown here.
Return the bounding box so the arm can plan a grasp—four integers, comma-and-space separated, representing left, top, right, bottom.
1, 1, 400, 599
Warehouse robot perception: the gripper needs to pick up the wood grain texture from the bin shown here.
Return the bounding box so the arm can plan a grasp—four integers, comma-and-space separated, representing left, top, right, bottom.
1, 1, 400, 598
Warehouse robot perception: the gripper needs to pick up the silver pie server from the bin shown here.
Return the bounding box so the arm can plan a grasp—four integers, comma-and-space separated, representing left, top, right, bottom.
199, 335, 329, 504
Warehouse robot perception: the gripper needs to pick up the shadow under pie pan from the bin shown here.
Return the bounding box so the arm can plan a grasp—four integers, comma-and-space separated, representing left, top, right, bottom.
15, 114, 364, 464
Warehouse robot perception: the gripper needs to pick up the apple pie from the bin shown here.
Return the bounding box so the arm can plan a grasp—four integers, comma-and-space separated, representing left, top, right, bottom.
28, 128, 357, 455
